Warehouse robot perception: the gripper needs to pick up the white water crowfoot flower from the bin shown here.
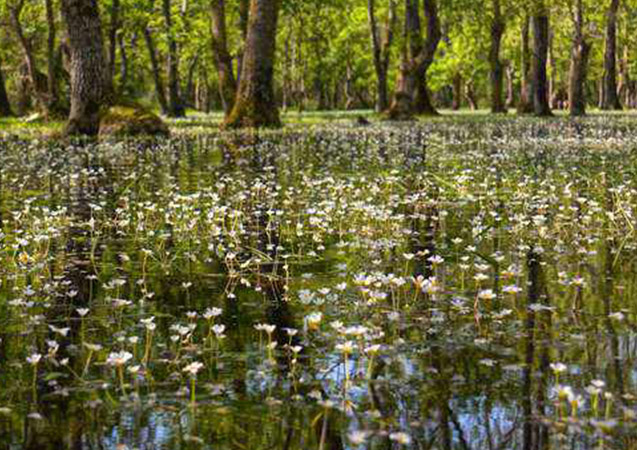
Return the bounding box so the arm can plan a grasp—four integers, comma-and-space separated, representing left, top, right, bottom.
183, 361, 204, 405
107, 351, 133, 396
389, 432, 412, 445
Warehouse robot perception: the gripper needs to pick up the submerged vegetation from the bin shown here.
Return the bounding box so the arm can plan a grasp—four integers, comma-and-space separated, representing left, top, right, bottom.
1, 115, 637, 449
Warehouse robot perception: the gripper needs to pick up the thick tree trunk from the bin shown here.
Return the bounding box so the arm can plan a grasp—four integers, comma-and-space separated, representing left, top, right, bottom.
61, 0, 112, 136
490, 0, 506, 113
210, 0, 238, 115
530, 9, 552, 116
517, 16, 533, 114
601, 0, 621, 110
225, 0, 282, 128
388, 0, 441, 119
368, 0, 396, 113
0, 58, 13, 117
568, 0, 590, 117
163, 0, 185, 117
143, 27, 169, 114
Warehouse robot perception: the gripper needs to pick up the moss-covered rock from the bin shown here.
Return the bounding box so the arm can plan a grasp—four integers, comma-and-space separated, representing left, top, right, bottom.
99, 105, 169, 139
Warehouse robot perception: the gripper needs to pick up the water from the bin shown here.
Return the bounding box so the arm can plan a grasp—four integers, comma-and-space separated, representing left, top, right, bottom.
2, 117, 637, 449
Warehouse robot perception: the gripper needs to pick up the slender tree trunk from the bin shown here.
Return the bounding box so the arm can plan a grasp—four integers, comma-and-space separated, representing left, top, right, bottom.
530, 7, 552, 116
569, 0, 590, 117
163, 0, 185, 117
368, 0, 396, 113
225, 0, 282, 128
505, 62, 515, 108
236, 0, 250, 84
451, 73, 462, 110
465, 80, 478, 110
143, 27, 169, 114
45, 0, 64, 115
184, 54, 199, 107
61, 0, 111, 136
210, 0, 238, 115
490, 0, 506, 113
118, 33, 128, 95
108, 0, 121, 84
601, 0, 621, 110
517, 16, 533, 114
0, 58, 13, 117
10, 1, 50, 113
619, 45, 631, 106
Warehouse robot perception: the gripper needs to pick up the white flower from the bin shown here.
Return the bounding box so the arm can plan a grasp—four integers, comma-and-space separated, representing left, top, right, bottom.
335, 341, 355, 355
106, 351, 133, 366
183, 361, 204, 376
550, 362, 567, 374
26, 353, 42, 365
389, 432, 411, 445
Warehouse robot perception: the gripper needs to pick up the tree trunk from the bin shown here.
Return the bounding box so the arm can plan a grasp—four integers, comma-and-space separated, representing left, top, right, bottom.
0, 58, 13, 117
10, 0, 50, 114
601, 0, 621, 110
505, 62, 515, 108
143, 27, 169, 114
517, 16, 533, 114
368, 0, 396, 113
117, 32, 129, 95
61, 0, 112, 136
568, 0, 590, 117
465, 80, 478, 110
237, 0, 250, 84
108, 0, 121, 84
45, 0, 65, 115
210, 0, 238, 115
530, 8, 552, 116
388, 0, 441, 119
184, 54, 199, 107
451, 73, 462, 110
163, 0, 185, 117
619, 45, 631, 106
490, 0, 506, 113
225, 0, 282, 128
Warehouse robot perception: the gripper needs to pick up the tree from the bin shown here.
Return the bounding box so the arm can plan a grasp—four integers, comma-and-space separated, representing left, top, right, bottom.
517, 15, 534, 114
388, 0, 441, 119
530, 1, 551, 116
367, 0, 396, 112
61, 0, 112, 135
0, 55, 13, 117
225, 0, 282, 128
568, 0, 591, 116
600, 0, 621, 110
210, 0, 238, 115
162, 0, 185, 117
489, 0, 506, 113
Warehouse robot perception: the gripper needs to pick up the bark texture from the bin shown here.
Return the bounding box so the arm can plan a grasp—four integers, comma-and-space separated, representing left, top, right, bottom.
61, 0, 112, 136
210, 0, 238, 115
568, 0, 591, 117
489, 0, 506, 113
601, 0, 622, 110
530, 8, 552, 116
368, 0, 397, 112
225, 0, 282, 128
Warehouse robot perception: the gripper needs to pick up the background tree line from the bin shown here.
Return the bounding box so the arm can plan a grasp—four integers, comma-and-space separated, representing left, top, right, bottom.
0, 0, 636, 133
